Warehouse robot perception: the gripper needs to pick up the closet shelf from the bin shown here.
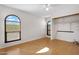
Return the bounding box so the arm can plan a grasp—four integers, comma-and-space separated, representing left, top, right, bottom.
57, 31, 74, 33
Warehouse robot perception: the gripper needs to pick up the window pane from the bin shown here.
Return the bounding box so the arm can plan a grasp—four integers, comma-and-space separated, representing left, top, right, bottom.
47, 21, 51, 36
7, 32, 20, 41
6, 16, 20, 22
6, 22, 20, 32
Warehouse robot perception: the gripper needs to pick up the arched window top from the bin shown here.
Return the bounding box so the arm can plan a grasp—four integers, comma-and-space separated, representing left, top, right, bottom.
6, 15, 20, 22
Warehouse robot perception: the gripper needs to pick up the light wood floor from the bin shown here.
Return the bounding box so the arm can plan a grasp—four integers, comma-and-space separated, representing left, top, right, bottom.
0, 37, 79, 55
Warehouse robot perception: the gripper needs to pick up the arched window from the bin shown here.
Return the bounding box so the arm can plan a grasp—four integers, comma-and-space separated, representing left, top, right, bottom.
5, 15, 21, 43
47, 21, 51, 36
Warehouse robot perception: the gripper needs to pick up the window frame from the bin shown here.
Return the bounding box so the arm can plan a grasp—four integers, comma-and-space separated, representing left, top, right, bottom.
4, 14, 21, 43
47, 21, 51, 36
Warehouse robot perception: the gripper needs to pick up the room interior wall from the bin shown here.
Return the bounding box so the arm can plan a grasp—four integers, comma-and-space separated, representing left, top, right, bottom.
0, 5, 46, 48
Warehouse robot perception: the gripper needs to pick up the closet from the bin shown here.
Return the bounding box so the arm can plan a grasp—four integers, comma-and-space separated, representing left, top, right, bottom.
52, 13, 79, 42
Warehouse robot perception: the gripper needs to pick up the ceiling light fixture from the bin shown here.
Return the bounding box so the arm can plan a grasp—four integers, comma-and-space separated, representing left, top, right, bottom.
46, 7, 49, 11
45, 4, 50, 11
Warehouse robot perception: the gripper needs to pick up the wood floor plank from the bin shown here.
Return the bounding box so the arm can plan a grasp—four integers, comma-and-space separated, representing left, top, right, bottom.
0, 38, 79, 55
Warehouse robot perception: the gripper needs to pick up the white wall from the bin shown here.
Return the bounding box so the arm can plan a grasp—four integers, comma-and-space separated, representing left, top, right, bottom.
51, 5, 79, 42
0, 5, 46, 48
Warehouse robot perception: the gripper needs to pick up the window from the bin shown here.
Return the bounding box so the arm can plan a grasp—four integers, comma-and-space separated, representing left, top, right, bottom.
5, 15, 21, 43
47, 21, 51, 36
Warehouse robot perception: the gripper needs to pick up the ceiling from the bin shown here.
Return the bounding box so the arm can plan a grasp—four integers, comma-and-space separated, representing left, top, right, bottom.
3, 4, 79, 17
3, 4, 59, 17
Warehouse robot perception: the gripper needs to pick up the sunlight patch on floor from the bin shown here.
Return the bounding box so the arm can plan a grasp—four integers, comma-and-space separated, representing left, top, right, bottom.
36, 47, 49, 53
